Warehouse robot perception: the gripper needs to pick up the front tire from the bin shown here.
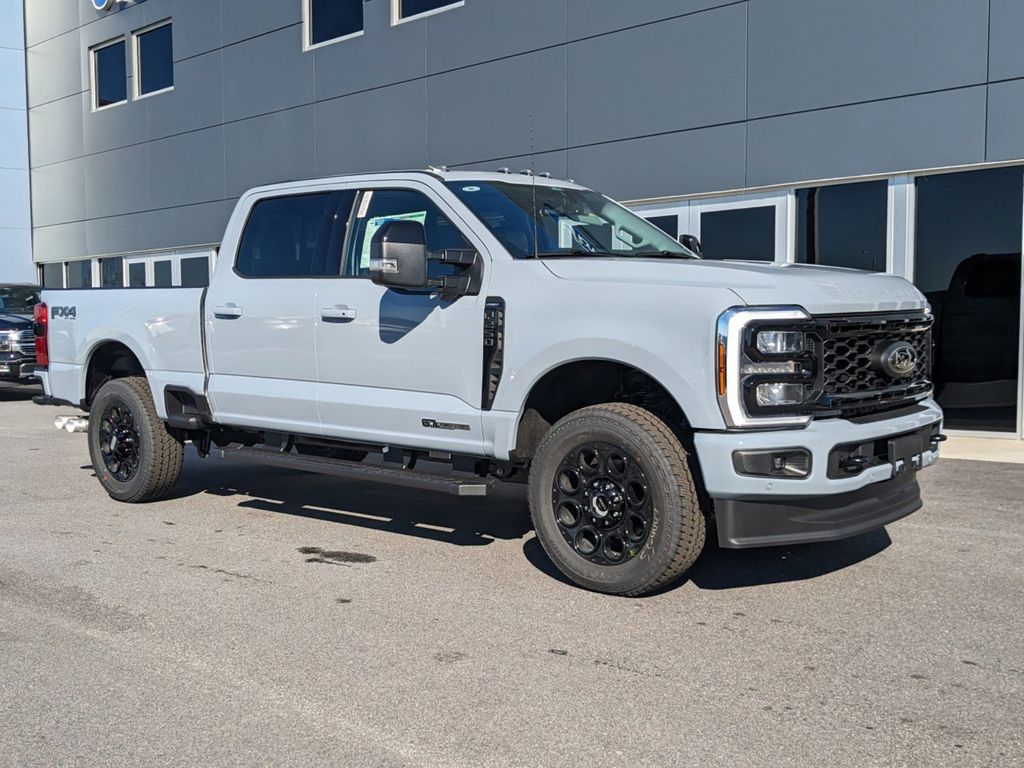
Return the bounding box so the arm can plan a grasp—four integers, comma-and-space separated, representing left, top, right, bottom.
88, 376, 184, 503
528, 403, 706, 596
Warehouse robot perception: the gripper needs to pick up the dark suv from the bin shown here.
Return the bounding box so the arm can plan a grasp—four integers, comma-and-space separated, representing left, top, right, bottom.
0, 284, 40, 385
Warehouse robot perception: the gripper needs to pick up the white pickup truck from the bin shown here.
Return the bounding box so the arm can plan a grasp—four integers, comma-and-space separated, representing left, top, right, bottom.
34, 170, 943, 595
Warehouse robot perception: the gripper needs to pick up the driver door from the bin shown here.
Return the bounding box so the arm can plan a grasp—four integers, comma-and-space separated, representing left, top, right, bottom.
314, 182, 489, 453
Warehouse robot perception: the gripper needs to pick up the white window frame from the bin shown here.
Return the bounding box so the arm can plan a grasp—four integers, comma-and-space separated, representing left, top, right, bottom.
124, 256, 152, 287
303, 0, 365, 51
391, 0, 464, 26
89, 35, 128, 112
132, 19, 174, 101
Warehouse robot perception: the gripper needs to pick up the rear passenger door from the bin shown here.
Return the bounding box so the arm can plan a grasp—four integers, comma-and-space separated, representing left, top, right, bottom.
205, 190, 354, 434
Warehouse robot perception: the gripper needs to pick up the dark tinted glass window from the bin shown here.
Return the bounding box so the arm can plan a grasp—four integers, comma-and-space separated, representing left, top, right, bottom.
236, 193, 342, 278
345, 189, 470, 278
915, 166, 1022, 432
796, 181, 887, 271
400, 0, 460, 19
310, 0, 363, 44
100, 258, 123, 288
154, 260, 172, 287
180, 256, 210, 287
94, 39, 127, 108
700, 206, 775, 261
0, 287, 39, 313
128, 262, 146, 287
645, 215, 678, 240
41, 263, 63, 289
137, 23, 173, 96
66, 261, 93, 289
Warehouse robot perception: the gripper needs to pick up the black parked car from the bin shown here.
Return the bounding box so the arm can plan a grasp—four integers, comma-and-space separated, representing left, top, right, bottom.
0, 284, 40, 385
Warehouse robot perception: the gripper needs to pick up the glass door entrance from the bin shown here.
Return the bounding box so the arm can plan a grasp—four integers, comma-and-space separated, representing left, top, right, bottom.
914, 166, 1022, 433
689, 192, 790, 262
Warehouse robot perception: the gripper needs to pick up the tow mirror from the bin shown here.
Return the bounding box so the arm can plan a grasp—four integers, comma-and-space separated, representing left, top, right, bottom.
369, 220, 428, 289
679, 234, 703, 257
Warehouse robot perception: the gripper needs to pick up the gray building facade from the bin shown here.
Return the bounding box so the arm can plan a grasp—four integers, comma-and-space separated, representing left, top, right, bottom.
21, 0, 1024, 437
0, 0, 31, 282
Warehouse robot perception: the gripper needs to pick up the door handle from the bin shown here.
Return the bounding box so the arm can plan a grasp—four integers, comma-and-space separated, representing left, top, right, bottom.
213, 303, 243, 318
321, 305, 357, 321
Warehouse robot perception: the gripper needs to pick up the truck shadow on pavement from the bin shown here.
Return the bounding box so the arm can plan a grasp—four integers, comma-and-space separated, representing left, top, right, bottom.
0, 384, 40, 402
164, 453, 533, 546
523, 527, 892, 594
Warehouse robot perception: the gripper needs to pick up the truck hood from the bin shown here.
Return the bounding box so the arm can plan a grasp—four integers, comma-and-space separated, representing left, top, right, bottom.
0, 312, 32, 331
541, 258, 927, 315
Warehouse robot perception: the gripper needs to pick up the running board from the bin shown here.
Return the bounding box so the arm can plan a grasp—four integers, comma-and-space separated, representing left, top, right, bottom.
218, 446, 493, 497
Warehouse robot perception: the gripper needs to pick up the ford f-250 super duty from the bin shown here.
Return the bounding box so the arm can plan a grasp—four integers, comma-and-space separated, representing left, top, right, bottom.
33, 170, 944, 595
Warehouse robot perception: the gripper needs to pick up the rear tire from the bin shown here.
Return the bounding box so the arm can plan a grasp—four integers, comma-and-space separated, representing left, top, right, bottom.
528, 403, 706, 596
88, 376, 184, 503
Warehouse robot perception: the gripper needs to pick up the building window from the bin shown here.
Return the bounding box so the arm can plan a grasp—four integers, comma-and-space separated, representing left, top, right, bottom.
700, 206, 775, 261
154, 260, 173, 287
91, 38, 127, 109
127, 262, 146, 287
180, 256, 211, 287
796, 180, 887, 272
307, 0, 363, 48
66, 260, 93, 289
394, 0, 463, 23
40, 263, 64, 289
100, 257, 123, 288
134, 21, 173, 98
644, 215, 679, 240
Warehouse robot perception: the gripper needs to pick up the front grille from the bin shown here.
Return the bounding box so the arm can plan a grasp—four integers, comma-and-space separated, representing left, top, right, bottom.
811, 312, 933, 418
1, 329, 35, 356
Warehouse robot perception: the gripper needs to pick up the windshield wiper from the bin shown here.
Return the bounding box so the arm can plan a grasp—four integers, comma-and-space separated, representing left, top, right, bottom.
634, 250, 696, 260
528, 250, 623, 259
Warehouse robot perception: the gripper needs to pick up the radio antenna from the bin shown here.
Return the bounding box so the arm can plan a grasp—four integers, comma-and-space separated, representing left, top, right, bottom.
530, 111, 538, 260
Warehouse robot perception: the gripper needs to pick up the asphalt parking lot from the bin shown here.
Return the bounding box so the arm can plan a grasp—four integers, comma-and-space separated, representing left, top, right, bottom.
1, 387, 1021, 768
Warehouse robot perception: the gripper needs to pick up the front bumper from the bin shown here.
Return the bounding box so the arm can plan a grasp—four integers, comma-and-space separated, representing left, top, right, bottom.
694, 399, 942, 548
0, 354, 38, 383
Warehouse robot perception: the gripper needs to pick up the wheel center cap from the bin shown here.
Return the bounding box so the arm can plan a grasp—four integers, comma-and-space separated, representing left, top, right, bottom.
589, 479, 624, 520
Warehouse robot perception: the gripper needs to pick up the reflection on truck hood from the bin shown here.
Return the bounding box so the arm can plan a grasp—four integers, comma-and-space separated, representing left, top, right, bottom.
541, 258, 927, 315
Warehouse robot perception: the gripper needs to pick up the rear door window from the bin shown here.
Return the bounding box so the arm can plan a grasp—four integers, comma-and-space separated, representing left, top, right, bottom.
236, 192, 353, 278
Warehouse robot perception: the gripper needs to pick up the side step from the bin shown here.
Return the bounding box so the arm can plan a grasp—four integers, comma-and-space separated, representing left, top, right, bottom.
218, 446, 494, 497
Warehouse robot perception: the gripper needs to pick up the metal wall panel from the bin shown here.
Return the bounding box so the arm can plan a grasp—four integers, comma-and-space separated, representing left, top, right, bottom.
566, 4, 746, 146
566, 0, 732, 38
989, 0, 1024, 81
31, 158, 87, 227
221, 24, 313, 122
83, 143, 151, 220
427, 47, 566, 165
225, 105, 315, 195
747, 0, 989, 118
220, 0, 300, 46
316, 80, 428, 175
146, 50, 225, 140
25, 92, 85, 167
148, 126, 226, 210
746, 88, 988, 188
986, 80, 1024, 162
144, 0, 222, 62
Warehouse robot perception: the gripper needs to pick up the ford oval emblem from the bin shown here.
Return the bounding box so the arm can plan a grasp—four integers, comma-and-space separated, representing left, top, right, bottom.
90, 0, 117, 11
879, 341, 918, 378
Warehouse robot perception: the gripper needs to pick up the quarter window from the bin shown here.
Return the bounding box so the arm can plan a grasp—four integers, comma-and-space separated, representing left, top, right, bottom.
135, 21, 173, 97
396, 0, 463, 22
344, 189, 471, 278
236, 192, 351, 278
308, 0, 364, 47
92, 38, 127, 109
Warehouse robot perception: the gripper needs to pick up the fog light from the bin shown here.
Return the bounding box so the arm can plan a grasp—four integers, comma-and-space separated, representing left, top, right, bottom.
732, 449, 812, 478
756, 330, 803, 355
755, 382, 805, 407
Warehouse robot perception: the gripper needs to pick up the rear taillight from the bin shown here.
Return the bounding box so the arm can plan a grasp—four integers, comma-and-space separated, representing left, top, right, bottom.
33, 302, 48, 367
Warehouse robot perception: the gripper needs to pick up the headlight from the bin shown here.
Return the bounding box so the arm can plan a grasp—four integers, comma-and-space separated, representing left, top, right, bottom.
716, 307, 816, 429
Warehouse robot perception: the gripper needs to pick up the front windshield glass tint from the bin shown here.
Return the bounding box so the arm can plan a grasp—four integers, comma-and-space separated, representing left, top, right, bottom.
0, 287, 39, 313
446, 181, 696, 259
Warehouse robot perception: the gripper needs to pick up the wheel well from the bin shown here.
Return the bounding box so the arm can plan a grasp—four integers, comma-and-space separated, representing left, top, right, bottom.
512, 361, 688, 461
85, 342, 145, 406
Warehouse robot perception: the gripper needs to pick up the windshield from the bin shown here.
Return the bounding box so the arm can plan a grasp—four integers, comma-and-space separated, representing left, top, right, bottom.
446, 181, 697, 259
0, 286, 39, 314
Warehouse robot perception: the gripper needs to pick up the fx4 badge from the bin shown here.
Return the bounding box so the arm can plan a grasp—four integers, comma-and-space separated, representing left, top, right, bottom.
52, 305, 77, 320
422, 418, 471, 432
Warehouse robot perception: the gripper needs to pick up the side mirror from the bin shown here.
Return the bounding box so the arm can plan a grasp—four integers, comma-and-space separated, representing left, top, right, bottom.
679, 234, 703, 257
369, 220, 428, 289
